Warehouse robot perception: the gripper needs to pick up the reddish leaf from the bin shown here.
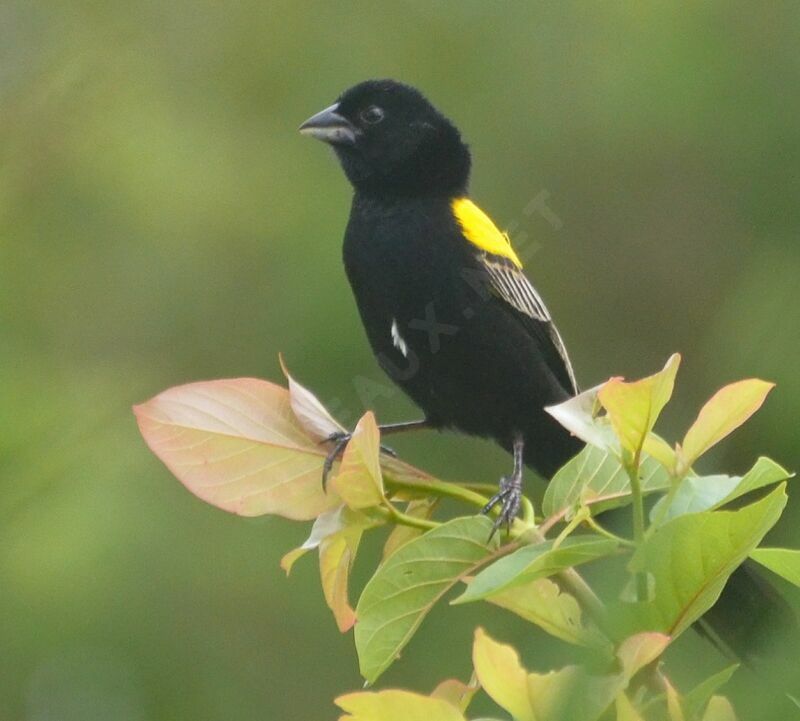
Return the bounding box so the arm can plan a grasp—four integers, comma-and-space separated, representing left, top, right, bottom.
616, 633, 670, 678
679, 379, 774, 471
430, 677, 479, 712
134, 378, 336, 520
330, 412, 384, 510
280, 354, 346, 441
320, 526, 363, 632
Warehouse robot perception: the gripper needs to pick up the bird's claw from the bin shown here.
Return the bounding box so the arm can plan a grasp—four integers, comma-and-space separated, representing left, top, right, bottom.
321, 431, 351, 491
482, 474, 522, 541
320, 430, 397, 490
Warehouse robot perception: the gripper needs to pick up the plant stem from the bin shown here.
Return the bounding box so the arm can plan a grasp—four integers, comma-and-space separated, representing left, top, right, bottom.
384, 474, 538, 535
384, 473, 492, 509
374, 504, 440, 531
647, 467, 690, 534
626, 456, 649, 601
563, 567, 608, 628
553, 508, 586, 548
585, 516, 636, 548
526, 525, 608, 632
520, 495, 535, 527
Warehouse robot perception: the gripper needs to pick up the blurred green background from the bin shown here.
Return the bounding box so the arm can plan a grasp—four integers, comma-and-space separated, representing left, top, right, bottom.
2, 1, 799, 719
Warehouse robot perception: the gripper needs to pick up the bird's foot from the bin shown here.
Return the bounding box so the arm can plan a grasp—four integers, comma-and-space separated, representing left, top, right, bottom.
321, 431, 350, 490
320, 430, 397, 490
482, 472, 523, 540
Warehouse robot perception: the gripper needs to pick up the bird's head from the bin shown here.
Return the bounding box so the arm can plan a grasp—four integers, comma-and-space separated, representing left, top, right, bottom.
300, 79, 471, 198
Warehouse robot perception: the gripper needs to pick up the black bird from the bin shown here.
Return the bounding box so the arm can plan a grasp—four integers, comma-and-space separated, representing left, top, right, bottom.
299, 80, 797, 669
300, 79, 581, 533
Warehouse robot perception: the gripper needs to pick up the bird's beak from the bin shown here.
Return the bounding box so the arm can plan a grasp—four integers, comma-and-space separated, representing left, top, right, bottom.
299, 103, 358, 146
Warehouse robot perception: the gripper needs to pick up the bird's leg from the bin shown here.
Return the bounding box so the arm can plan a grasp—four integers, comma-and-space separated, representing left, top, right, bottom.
321, 419, 431, 489
482, 433, 525, 539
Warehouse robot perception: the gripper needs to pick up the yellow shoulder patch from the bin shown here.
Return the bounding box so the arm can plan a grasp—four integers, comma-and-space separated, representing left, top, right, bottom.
451, 197, 523, 268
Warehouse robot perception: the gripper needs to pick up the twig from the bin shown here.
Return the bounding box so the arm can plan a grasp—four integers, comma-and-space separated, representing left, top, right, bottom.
626, 454, 649, 601
374, 504, 440, 531
585, 515, 636, 548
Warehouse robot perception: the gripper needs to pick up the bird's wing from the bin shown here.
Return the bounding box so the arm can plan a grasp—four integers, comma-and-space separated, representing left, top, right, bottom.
480, 253, 578, 394
451, 197, 577, 394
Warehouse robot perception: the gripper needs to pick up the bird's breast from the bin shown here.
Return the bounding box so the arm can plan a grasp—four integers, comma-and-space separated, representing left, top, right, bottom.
344, 196, 457, 302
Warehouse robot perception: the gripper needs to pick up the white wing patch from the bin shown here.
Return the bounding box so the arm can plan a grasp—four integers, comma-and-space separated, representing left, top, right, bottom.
391, 318, 408, 358
483, 256, 551, 322
547, 324, 578, 394
481, 254, 578, 394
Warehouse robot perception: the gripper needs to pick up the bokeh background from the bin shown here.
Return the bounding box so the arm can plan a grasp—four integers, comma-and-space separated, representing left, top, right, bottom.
2, 2, 799, 719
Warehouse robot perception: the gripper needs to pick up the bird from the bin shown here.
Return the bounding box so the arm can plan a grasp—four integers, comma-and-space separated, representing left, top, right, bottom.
299, 79, 582, 534
298, 80, 797, 668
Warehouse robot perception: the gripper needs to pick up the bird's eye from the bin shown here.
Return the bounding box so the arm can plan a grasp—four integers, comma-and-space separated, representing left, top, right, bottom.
360, 106, 385, 124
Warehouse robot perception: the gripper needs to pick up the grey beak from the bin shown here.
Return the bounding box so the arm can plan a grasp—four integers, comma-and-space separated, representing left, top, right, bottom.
299, 103, 358, 146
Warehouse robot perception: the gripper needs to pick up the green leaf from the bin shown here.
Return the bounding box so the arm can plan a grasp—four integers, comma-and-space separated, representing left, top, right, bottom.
134, 378, 337, 520
280, 354, 346, 440
545, 383, 619, 452
750, 547, 800, 587
616, 632, 670, 678
525, 666, 622, 721
683, 665, 738, 720
615, 693, 645, 721
650, 457, 791, 524
642, 433, 678, 471
472, 628, 535, 721
543, 446, 670, 520
431, 678, 479, 714
335, 690, 466, 721
711, 458, 791, 506
665, 678, 686, 721
330, 411, 384, 509
454, 537, 618, 603
701, 696, 737, 721
482, 577, 611, 650
680, 379, 774, 471
382, 498, 438, 560
598, 354, 681, 457
472, 629, 665, 720
546, 383, 678, 471
473, 629, 625, 721
354, 516, 497, 683
281, 505, 381, 630
628, 485, 787, 636
281, 505, 363, 574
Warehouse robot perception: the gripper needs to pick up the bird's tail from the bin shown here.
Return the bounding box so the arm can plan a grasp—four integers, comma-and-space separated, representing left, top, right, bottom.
702, 562, 796, 662
700, 562, 799, 714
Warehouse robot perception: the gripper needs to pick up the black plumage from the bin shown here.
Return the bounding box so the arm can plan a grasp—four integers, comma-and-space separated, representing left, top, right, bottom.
342, 191, 580, 475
